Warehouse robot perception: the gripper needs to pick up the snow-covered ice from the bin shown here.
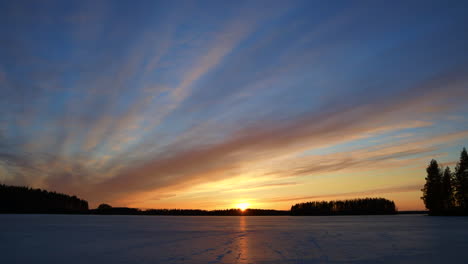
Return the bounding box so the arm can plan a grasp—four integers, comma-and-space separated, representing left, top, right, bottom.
1, 214, 468, 263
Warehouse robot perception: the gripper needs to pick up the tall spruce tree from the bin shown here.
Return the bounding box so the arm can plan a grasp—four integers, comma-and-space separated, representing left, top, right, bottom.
441, 166, 454, 210
454, 147, 468, 210
421, 159, 443, 213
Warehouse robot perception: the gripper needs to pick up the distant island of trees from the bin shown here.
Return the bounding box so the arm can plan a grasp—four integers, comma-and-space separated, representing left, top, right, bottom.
290, 198, 396, 215
422, 147, 468, 216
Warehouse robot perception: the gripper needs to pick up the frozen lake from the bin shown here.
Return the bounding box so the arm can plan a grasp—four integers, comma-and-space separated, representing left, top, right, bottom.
1, 214, 467, 263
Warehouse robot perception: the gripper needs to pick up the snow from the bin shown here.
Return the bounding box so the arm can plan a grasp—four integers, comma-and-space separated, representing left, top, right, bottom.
1, 214, 468, 263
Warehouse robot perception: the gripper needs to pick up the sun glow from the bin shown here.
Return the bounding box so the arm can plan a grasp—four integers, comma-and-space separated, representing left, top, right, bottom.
237, 202, 250, 211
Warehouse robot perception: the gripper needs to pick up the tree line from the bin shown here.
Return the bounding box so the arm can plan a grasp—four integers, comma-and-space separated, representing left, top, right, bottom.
91, 203, 289, 215
0, 184, 88, 213
421, 147, 468, 215
1, 185, 398, 216
141, 208, 290, 216
290, 198, 396, 215
92, 207, 290, 216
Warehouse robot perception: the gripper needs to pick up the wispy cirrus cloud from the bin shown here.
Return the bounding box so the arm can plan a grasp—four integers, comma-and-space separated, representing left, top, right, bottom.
75, 67, 468, 203
266, 184, 423, 203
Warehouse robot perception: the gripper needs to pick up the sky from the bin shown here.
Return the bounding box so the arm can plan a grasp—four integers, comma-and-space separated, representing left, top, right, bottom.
1, 0, 468, 210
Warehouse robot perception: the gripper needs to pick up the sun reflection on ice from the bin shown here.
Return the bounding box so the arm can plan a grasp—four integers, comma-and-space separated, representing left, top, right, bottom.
237, 216, 249, 263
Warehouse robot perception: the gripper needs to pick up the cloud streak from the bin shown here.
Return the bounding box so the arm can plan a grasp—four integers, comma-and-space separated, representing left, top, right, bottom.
267, 184, 423, 203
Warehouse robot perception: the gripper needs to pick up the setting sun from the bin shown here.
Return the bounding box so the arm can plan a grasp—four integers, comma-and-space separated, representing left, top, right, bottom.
237, 202, 250, 211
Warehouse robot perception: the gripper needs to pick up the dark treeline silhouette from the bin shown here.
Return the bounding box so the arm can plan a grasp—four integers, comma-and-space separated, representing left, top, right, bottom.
422, 147, 468, 215
144, 208, 289, 216
290, 198, 397, 215
91, 204, 289, 216
0, 184, 88, 213
1, 184, 401, 216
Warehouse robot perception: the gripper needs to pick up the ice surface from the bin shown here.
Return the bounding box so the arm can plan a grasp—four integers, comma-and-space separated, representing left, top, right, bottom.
1, 214, 468, 263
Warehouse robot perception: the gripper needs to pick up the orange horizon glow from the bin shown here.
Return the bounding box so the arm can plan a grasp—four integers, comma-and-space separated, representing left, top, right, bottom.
120, 186, 427, 212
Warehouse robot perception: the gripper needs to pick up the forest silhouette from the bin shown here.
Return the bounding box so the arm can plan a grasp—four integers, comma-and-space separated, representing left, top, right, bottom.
290, 198, 396, 215
0, 184, 88, 213
0, 184, 400, 216
421, 147, 468, 215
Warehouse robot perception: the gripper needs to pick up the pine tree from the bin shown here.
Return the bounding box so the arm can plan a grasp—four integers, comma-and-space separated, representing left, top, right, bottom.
421, 159, 443, 213
454, 147, 468, 210
441, 166, 454, 211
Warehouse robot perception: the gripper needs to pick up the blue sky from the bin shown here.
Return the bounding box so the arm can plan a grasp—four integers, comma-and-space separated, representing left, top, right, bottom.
1, 0, 467, 210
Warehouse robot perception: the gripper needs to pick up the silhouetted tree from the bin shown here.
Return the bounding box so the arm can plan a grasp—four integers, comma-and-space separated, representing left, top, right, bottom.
441, 166, 454, 210
98, 203, 112, 210
421, 159, 443, 213
454, 147, 468, 211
